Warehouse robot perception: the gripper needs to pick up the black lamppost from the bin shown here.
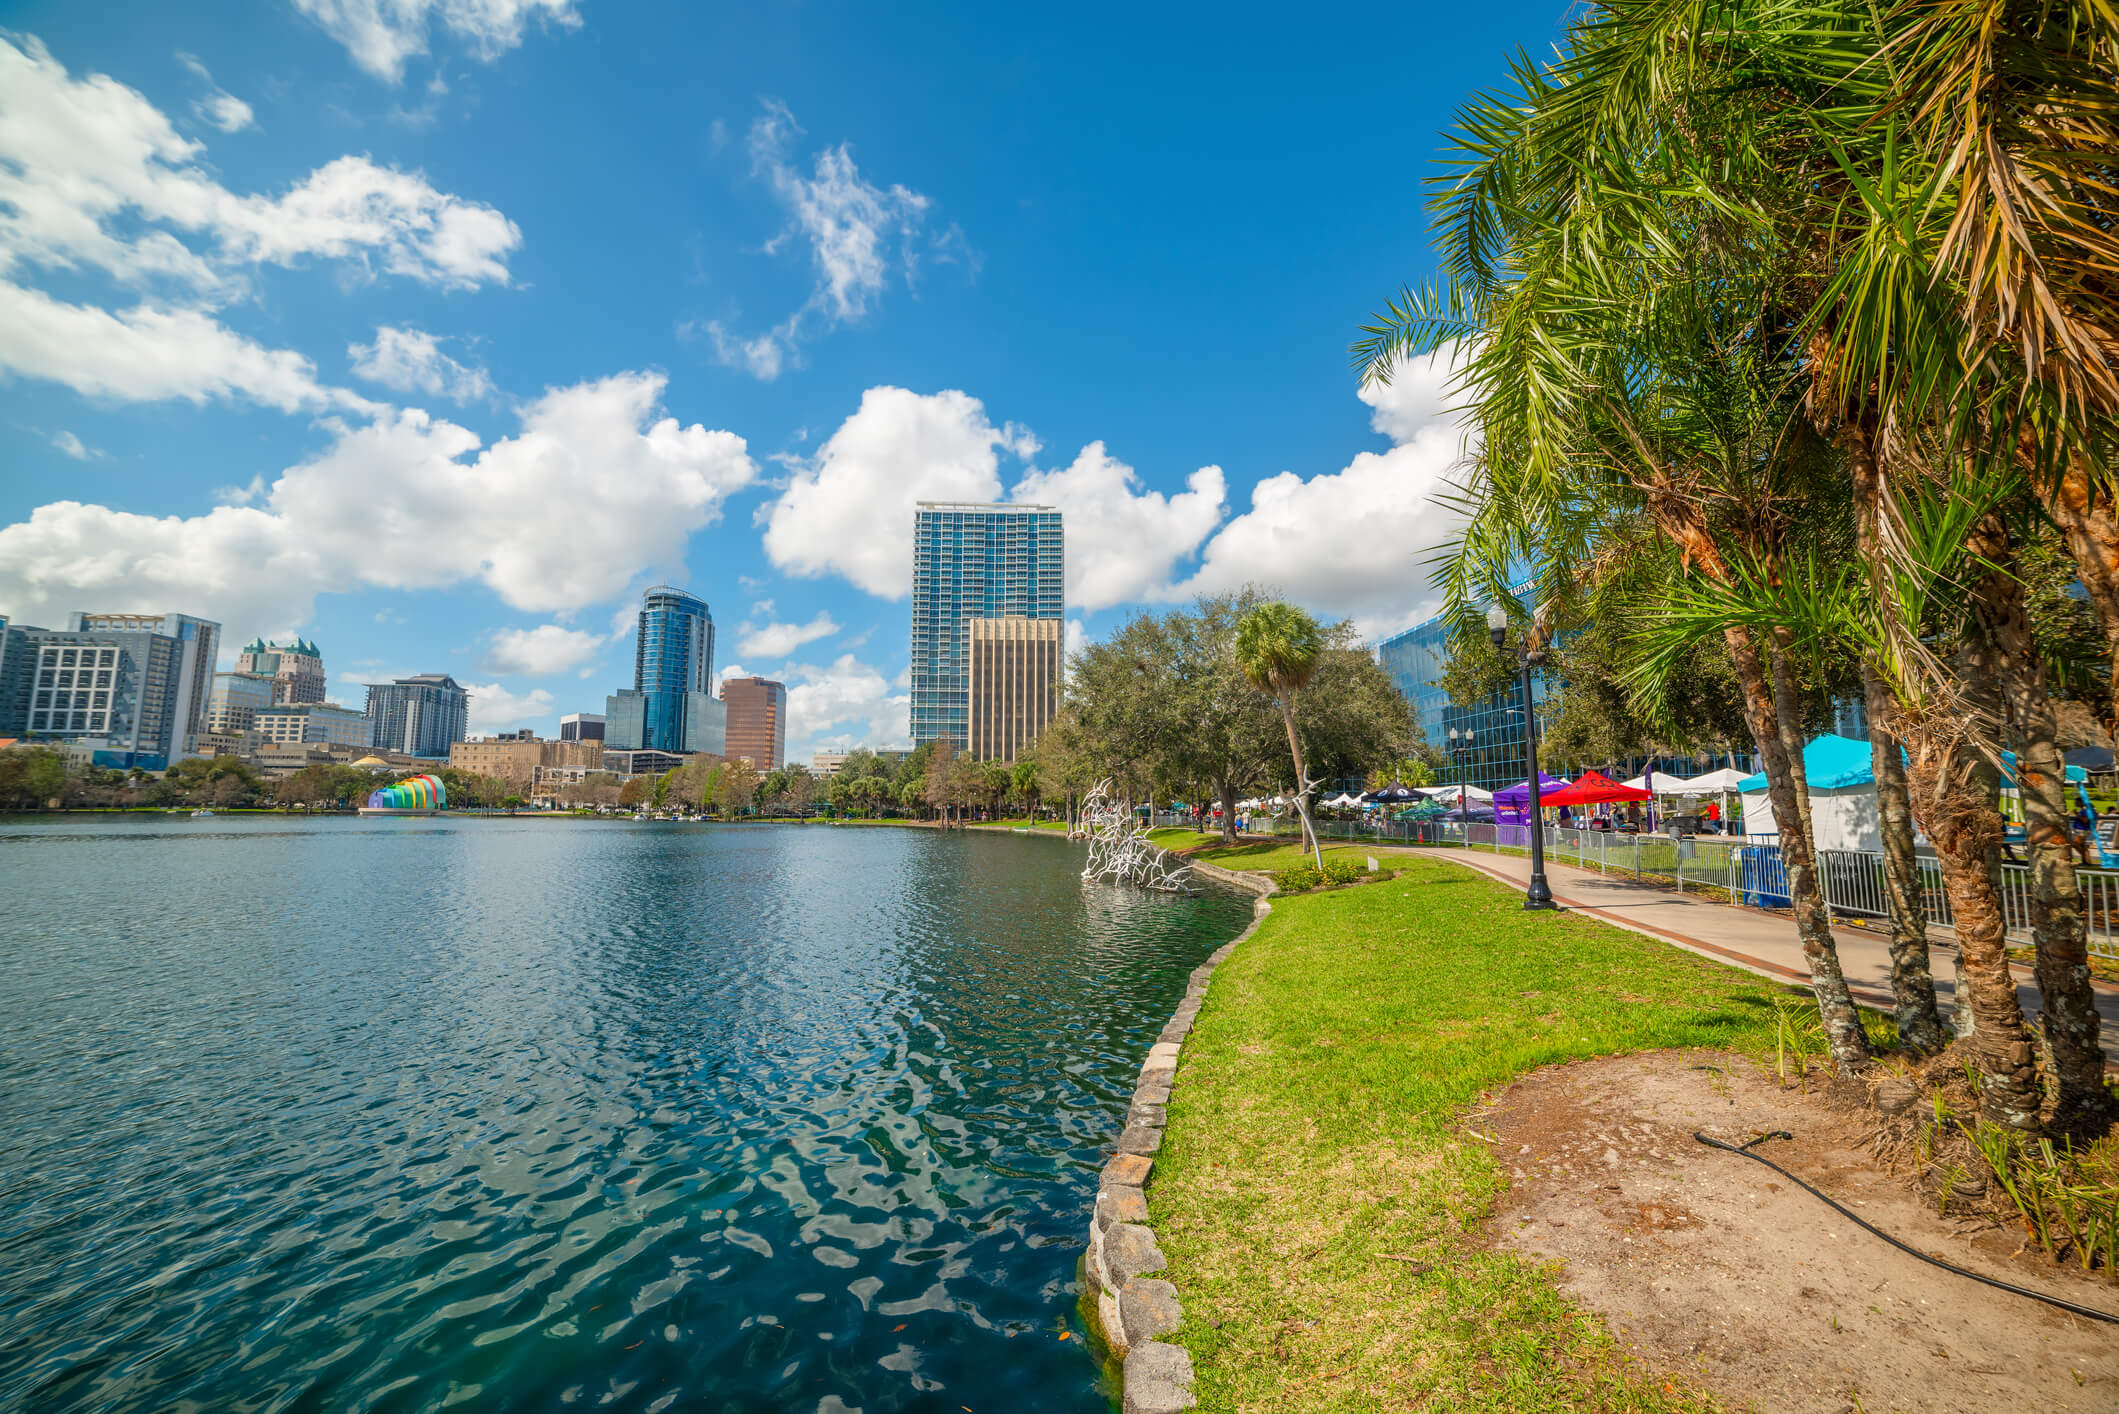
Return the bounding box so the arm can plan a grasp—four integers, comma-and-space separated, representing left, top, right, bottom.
1487, 604, 1557, 910
1446, 726, 1476, 847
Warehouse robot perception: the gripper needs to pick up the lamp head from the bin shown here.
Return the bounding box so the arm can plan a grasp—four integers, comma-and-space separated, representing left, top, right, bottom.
1485, 603, 1508, 650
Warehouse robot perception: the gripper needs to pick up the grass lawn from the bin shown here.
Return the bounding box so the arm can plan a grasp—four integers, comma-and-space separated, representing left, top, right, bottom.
1181, 835, 1389, 873
1152, 853, 1794, 1412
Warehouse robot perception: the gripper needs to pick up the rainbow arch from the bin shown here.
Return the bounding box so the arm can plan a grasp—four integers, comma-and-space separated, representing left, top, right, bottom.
366, 773, 447, 811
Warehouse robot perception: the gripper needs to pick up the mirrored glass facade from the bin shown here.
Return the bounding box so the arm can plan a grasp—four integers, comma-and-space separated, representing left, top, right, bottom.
910, 504, 1063, 750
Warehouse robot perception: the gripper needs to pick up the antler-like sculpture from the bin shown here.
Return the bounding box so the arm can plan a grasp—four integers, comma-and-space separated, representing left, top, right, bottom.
1076, 778, 1194, 893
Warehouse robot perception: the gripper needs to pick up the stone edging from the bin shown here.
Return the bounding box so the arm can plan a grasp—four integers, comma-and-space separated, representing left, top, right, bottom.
1084, 862, 1273, 1413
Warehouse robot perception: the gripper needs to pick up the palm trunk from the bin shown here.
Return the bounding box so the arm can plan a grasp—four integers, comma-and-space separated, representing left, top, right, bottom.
1862, 665, 1946, 1055
2039, 455, 2119, 734
1971, 516, 2108, 1127
1900, 623, 2046, 1131
1725, 623, 1873, 1073
1277, 697, 1323, 869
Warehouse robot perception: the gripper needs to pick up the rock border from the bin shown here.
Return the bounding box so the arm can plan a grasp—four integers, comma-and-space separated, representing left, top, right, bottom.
1084, 860, 1273, 1414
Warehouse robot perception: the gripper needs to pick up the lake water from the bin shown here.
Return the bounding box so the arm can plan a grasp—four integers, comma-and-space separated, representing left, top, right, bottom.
0, 817, 1251, 1413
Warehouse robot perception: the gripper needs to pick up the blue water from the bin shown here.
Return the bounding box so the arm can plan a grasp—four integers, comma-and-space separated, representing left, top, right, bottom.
0, 818, 1250, 1412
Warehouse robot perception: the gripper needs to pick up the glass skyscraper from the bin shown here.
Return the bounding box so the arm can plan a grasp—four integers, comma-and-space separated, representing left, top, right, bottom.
606, 585, 726, 756
910, 502, 1064, 750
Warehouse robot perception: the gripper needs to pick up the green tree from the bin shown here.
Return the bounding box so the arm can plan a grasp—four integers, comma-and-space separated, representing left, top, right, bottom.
1235, 601, 1327, 868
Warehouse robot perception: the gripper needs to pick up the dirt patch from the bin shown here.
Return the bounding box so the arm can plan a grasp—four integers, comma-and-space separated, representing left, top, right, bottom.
1477, 1051, 2119, 1414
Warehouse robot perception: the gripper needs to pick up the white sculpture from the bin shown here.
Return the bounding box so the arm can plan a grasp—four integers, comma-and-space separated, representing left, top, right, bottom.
1075, 779, 1194, 893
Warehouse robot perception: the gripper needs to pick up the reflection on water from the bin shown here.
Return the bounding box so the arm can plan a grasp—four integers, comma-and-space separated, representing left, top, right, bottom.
0, 818, 1251, 1412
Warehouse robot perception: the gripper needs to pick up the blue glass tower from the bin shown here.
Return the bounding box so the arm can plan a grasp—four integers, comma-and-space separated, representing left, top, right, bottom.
910, 502, 1064, 750
606, 586, 725, 755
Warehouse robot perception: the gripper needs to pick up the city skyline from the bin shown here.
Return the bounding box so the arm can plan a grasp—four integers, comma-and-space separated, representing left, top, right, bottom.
0, 4, 1546, 766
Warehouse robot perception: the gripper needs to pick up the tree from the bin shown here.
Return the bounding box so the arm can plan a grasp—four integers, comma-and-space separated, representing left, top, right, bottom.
1235, 601, 1328, 868
715, 758, 761, 817
1010, 756, 1041, 819
618, 776, 647, 808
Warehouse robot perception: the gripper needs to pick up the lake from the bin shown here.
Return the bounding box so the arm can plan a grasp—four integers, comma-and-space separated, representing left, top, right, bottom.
0, 817, 1252, 1413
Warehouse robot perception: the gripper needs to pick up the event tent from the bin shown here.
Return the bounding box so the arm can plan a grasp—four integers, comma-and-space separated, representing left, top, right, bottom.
1621, 770, 1697, 795
1542, 770, 1654, 807
1323, 793, 1364, 808
1492, 774, 1570, 807
1422, 783, 1494, 804
1680, 767, 1752, 793
1737, 735, 1885, 849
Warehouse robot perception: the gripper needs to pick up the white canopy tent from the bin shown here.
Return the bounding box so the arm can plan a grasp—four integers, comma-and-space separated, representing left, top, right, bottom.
1621, 771, 1698, 795
1682, 767, 1753, 792
1424, 783, 1495, 804
1322, 792, 1364, 808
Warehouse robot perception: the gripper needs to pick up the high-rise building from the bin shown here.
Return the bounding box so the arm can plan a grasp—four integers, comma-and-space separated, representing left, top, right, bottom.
254, 702, 373, 748
721, 676, 787, 769
812, 750, 850, 777
234, 637, 325, 705
0, 613, 41, 736
559, 712, 605, 742
605, 586, 725, 756
910, 502, 1063, 750
206, 671, 277, 736
966, 617, 1062, 762
364, 674, 469, 758
15, 611, 220, 768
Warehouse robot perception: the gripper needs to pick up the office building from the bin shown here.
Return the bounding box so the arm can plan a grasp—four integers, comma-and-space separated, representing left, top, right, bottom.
16, 611, 220, 769
602, 747, 695, 779
206, 672, 276, 735
812, 750, 850, 777
234, 636, 325, 705
559, 712, 605, 742
0, 614, 40, 735
254, 702, 373, 748
966, 617, 1061, 762
605, 586, 725, 756
910, 502, 1064, 750
364, 673, 469, 758
450, 735, 605, 789
721, 676, 787, 769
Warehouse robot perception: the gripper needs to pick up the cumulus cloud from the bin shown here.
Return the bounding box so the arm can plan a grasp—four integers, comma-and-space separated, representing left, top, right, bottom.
349, 325, 493, 401
0, 371, 756, 634
0, 37, 520, 293
0, 283, 376, 412
292, 0, 582, 84
482, 623, 604, 676
1009, 443, 1225, 610
736, 604, 841, 658
702, 101, 946, 381
761, 385, 1225, 608
778, 653, 909, 759
176, 53, 253, 133
463, 680, 556, 734
1177, 347, 1472, 638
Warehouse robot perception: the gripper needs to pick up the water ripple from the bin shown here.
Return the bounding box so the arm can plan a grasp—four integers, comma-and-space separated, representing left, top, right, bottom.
0, 818, 1249, 1413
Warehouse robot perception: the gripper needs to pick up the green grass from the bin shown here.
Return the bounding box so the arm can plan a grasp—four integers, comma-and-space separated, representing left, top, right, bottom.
1152, 854, 1794, 1412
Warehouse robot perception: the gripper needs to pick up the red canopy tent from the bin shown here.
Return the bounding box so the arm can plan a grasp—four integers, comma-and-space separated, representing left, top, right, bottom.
1539, 770, 1654, 807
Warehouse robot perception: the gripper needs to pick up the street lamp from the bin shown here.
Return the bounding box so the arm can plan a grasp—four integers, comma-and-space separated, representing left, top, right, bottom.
1487, 603, 1557, 911
1446, 726, 1476, 848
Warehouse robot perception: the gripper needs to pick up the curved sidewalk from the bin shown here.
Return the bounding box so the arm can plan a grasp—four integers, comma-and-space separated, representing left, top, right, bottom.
1408, 845, 2119, 1067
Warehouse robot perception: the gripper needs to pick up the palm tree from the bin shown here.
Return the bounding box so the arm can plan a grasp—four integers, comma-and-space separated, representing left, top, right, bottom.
1235, 600, 1328, 869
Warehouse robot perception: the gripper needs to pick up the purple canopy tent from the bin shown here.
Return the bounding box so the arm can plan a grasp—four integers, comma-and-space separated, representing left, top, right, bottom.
1491, 773, 1570, 825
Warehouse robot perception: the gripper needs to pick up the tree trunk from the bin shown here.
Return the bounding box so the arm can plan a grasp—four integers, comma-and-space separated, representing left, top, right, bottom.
1218, 779, 1239, 845
1862, 664, 1946, 1055
2039, 454, 2119, 734
1900, 623, 2046, 1131
1726, 624, 1873, 1072
1971, 516, 2108, 1127
1277, 696, 1323, 868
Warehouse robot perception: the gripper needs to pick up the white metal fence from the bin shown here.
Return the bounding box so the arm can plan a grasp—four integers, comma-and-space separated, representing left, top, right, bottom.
1156, 812, 2119, 961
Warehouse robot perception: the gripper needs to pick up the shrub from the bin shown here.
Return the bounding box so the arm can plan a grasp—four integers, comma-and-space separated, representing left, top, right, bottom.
1272, 864, 1324, 893
1321, 858, 1364, 886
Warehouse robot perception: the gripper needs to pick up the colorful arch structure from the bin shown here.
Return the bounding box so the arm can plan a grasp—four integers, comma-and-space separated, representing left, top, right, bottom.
360, 773, 448, 814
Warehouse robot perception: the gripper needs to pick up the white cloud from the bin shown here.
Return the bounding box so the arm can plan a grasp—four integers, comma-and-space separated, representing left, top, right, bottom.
0, 371, 757, 633
779, 653, 909, 760
176, 53, 253, 133
1009, 443, 1225, 610
49, 429, 98, 459
349, 325, 493, 401
0, 37, 521, 293
463, 680, 556, 733
704, 101, 939, 380
718, 663, 747, 682
1064, 618, 1087, 661
1177, 347, 1472, 638
761, 386, 1011, 598
736, 606, 840, 658
482, 623, 604, 676
292, 0, 583, 84
0, 283, 375, 411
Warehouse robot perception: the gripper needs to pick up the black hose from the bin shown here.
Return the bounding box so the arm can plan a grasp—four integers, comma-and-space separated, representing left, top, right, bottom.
1691, 1130, 2119, 1325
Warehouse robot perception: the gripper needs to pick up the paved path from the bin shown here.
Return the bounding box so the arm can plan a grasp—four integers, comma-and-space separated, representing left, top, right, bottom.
1376, 844, 2119, 1069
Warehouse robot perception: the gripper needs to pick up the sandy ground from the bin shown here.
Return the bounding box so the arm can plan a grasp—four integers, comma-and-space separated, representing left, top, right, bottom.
1476, 1052, 2119, 1414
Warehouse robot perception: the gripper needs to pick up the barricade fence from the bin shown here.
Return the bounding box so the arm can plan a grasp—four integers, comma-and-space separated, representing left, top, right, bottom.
1151, 811, 2118, 961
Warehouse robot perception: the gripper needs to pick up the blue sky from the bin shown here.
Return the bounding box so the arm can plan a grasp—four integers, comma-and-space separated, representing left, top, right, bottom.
0, 0, 1557, 759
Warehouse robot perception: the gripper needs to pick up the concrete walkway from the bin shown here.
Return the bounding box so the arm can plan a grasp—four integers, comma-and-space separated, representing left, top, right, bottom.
1390, 845, 2119, 1068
